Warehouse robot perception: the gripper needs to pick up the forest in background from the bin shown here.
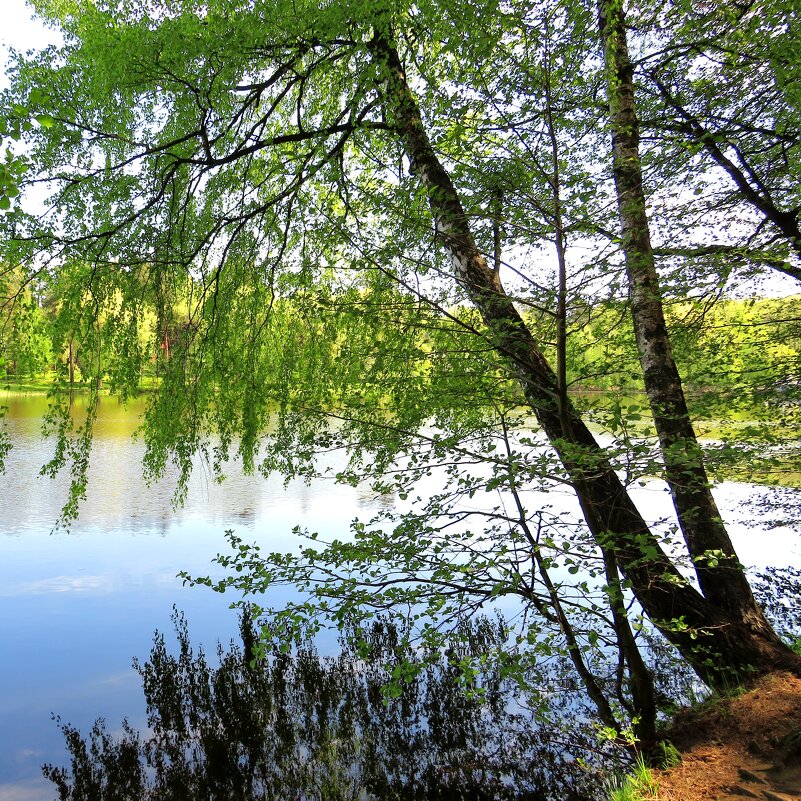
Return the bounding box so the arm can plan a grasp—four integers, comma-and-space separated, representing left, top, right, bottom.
3, 265, 800, 400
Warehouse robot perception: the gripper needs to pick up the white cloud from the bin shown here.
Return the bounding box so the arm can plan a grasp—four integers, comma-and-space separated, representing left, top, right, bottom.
0, 574, 115, 596
1, 0, 63, 87
0, 777, 52, 801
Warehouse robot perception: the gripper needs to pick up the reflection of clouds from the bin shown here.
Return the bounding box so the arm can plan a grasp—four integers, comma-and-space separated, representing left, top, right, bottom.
0, 400, 363, 796
631, 481, 801, 571
12, 750, 44, 763
0, 570, 184, 597
2, 398, 801, 800
0, 574, 115, 596
1, 400, 269, 532
0, 778, 52, 801
0, 397, 375, 538
96, 671, 140, 689
716, 485, 801, 570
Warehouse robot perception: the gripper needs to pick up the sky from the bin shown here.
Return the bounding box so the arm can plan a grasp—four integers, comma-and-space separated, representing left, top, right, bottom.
0, 0, 63, 89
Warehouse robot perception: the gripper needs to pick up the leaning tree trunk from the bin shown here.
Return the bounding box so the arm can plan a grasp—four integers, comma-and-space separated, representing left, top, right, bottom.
368, 32, 801, 690
597, 0, 779, 636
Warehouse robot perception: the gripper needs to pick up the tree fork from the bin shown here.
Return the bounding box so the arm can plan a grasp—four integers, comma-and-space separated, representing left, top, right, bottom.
648, 72, 801, 265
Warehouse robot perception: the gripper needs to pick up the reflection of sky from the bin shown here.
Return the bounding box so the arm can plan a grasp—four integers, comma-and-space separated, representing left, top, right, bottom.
0, 397, 379, 799
628, 480, 801, 571
1, 397, 799, 800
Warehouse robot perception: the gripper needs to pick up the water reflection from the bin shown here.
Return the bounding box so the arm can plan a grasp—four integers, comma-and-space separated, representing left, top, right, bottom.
0, 394, 388, 535
46, 611, 602, 801
0, 394, 383, 799
2, 394, 800, 800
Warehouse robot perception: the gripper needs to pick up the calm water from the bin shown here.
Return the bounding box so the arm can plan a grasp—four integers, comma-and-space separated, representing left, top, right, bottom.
0, 394, 390, 801
0, 394, 798, 801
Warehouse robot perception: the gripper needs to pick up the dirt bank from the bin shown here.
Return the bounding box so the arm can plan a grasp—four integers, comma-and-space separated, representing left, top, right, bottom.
656, 673, 801, 801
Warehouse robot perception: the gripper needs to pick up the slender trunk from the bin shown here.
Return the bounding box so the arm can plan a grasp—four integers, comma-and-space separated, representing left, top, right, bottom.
370, 32, 801, 688
597, 0, 777, 635
68, 336, 75, 388
534, 537, 619, 732
543, 40, 572, 442
544, 43, 657, 739
602, 550, 657, 749
491, 188, 502, 276
503, 416, 623, 734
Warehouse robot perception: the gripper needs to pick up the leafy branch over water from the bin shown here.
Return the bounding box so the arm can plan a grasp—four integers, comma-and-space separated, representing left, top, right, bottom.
44, 569, 801, 800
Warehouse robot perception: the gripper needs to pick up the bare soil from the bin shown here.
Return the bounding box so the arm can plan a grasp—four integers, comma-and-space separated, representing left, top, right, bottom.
655, 672, 801, 801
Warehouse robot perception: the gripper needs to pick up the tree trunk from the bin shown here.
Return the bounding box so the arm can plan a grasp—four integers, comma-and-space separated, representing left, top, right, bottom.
369, 32, 801, 689
596, 0, 778, 636
602, 548, 657, 749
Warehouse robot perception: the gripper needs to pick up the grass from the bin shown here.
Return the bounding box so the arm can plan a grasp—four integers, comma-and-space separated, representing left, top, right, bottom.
1, 373, 58, 393
1, 372, 162, 395
656, 740, 681, 770
604, 740, 681, 801
606, 755, 659, 801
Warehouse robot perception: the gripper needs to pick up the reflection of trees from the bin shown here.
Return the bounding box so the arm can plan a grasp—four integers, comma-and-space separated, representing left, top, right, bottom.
0, 397, 280, 532
44, 612, 603, 801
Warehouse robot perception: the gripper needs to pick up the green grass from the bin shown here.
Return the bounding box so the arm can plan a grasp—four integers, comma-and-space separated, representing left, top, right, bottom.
0, 372, 162, 395
656, 740, 681, 770
1, 373, 58, 393
606, 756, 659, 801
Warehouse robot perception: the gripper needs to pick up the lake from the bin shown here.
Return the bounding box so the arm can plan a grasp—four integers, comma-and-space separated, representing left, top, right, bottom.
1, 393, 799, 800
0, 394, 396, 801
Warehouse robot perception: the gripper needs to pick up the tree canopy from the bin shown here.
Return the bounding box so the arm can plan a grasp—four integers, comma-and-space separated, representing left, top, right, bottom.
2, 0, 801, 752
